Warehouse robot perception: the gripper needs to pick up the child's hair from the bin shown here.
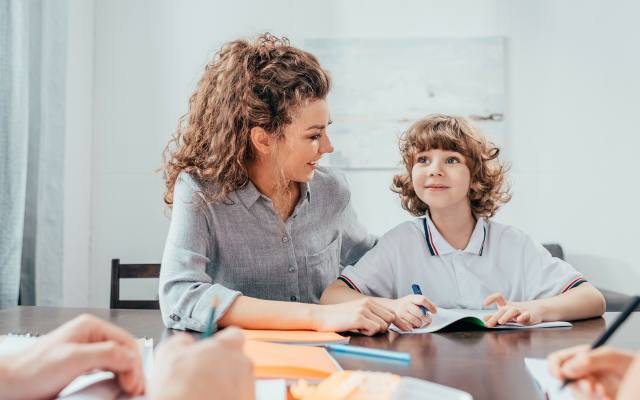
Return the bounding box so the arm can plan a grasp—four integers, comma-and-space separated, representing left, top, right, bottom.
392, 114, 511, 218
162, 33, 331, 206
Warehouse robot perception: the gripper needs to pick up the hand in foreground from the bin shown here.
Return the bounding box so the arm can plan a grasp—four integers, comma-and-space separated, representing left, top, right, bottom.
313, 298, 396, 336
148, 327, 255, 400
389, 295, 436, 332
548, 345, 635, 400
482, 292, 542, 327
0, 314, 144, 400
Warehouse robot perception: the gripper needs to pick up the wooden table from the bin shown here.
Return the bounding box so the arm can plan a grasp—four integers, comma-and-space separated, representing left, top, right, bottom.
1, 307, 639, 400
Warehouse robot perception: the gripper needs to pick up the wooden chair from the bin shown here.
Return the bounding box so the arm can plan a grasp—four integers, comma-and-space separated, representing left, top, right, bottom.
110, 259, 161, 309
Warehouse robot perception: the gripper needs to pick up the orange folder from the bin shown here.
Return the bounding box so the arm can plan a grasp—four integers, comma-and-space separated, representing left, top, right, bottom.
242, 329, 349, 345
244, 340, 341, 380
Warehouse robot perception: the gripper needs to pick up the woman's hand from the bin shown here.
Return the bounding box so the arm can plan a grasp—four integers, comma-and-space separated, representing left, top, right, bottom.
482, 292, 543, 327
0, 314, 144, 400
389, 295, 436, 332
312, 298, 396, 336
547, 345, 635, 400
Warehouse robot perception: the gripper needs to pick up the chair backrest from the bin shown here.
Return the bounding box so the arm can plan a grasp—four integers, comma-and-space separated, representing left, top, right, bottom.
110, 259, 161, 309
542, 243, 565, 260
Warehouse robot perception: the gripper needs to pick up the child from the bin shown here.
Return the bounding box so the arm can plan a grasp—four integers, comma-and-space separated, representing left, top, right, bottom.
320, 115, 605, 331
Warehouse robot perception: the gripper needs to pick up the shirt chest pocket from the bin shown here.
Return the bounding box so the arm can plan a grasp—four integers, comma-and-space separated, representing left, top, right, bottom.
305, 235, 341, 302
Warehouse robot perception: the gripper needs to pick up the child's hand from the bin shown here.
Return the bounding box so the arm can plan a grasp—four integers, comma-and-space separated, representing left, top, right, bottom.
482, 292, 542, 327
390, 295, 437, 331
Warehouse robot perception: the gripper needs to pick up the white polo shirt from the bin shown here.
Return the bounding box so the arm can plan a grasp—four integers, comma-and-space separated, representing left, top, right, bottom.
339, 215, 586, 309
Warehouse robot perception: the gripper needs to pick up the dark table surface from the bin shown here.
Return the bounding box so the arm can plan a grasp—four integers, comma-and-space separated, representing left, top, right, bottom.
1, 306, 639, 400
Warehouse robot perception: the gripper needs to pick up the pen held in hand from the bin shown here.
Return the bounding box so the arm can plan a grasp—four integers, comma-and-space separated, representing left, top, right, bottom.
201, 296, 219, 340
411, 284, 430, 317
560, 295, 640, 390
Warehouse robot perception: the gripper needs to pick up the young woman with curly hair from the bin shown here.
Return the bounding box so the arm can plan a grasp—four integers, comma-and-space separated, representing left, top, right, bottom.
321, 114, 605, 331
158, 34, 395, 335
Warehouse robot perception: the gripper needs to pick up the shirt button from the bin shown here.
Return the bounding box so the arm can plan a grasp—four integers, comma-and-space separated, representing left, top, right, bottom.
282, 236, 289, 243
288, 266, 296, 273
169, 313, 181, 322
290, 295, 297, 301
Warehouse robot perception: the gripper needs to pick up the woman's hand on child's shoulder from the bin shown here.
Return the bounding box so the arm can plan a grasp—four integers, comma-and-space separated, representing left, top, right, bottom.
312, 298, 396, 336
482, 292, 543, 327
390, 295, 437, 332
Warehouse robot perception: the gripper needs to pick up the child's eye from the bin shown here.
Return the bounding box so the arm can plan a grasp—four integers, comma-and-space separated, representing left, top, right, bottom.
446, 157, 460, 164
310, 133, 321, 141
417, 156, 430, 164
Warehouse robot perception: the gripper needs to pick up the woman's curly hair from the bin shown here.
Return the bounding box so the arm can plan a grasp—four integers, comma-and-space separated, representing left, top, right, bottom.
162, 33, 331, 206
392, 114, 511, 218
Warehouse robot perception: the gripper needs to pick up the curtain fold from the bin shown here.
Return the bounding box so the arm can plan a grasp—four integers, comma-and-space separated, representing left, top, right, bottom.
0, 0, 67, 308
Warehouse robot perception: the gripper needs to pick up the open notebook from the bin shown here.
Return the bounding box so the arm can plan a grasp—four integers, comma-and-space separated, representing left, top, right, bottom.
524, 358, 575, 400
390, 308, 572, 334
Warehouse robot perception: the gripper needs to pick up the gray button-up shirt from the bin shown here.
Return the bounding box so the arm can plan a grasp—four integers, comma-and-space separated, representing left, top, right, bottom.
159, 167, 376, 331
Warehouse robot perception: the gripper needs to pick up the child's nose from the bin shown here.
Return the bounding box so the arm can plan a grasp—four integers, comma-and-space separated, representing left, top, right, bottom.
428, 163, 444, 176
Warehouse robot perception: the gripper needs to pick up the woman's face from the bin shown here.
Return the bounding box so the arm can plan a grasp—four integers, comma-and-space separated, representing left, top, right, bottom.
279, 99, 334, 183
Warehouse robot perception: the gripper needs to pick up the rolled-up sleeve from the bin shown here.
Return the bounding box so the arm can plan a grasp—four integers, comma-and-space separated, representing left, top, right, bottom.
159, 174, 240, 331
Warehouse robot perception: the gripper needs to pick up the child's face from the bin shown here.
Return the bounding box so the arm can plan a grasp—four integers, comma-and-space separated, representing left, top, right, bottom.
411, 148, 471, 213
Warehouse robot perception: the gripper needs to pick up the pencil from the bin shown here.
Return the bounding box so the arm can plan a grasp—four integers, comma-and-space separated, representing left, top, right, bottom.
201, 296, 219, 339
560, 295, 640, 390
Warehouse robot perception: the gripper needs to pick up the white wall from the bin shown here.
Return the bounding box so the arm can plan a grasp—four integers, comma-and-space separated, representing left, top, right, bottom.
74, 0, 639, 307
496, 0, 640, 294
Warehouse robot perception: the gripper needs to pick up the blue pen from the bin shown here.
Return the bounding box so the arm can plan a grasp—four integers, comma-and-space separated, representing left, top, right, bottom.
411, 284, 430, 317
325, 343, 411, 363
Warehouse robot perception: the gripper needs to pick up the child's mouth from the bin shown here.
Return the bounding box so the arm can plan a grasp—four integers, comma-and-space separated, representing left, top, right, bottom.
426, 185, 449, 191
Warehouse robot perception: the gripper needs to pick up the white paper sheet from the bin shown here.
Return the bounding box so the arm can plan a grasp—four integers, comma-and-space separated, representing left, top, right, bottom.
256, 379, 287, 400
524, 358, 575, 400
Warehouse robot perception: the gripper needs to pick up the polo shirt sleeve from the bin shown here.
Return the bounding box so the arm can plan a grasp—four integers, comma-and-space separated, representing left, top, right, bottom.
338, 231, 397, 298
522, 233, 587, 300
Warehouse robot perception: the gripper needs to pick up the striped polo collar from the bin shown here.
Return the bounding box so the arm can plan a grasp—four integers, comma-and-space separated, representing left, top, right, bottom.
421, 214, 488, 256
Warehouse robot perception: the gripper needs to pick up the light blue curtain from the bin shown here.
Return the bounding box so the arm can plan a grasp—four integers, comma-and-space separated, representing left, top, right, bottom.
0, 0, 66, 308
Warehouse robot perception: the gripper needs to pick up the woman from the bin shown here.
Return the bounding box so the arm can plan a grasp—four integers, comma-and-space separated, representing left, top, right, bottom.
159, 33, 394, 335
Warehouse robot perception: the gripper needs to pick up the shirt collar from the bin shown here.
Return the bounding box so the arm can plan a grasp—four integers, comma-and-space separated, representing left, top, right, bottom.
423, 213, 488, 256
235, 180, 262, 208
236, 180, 311, 209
